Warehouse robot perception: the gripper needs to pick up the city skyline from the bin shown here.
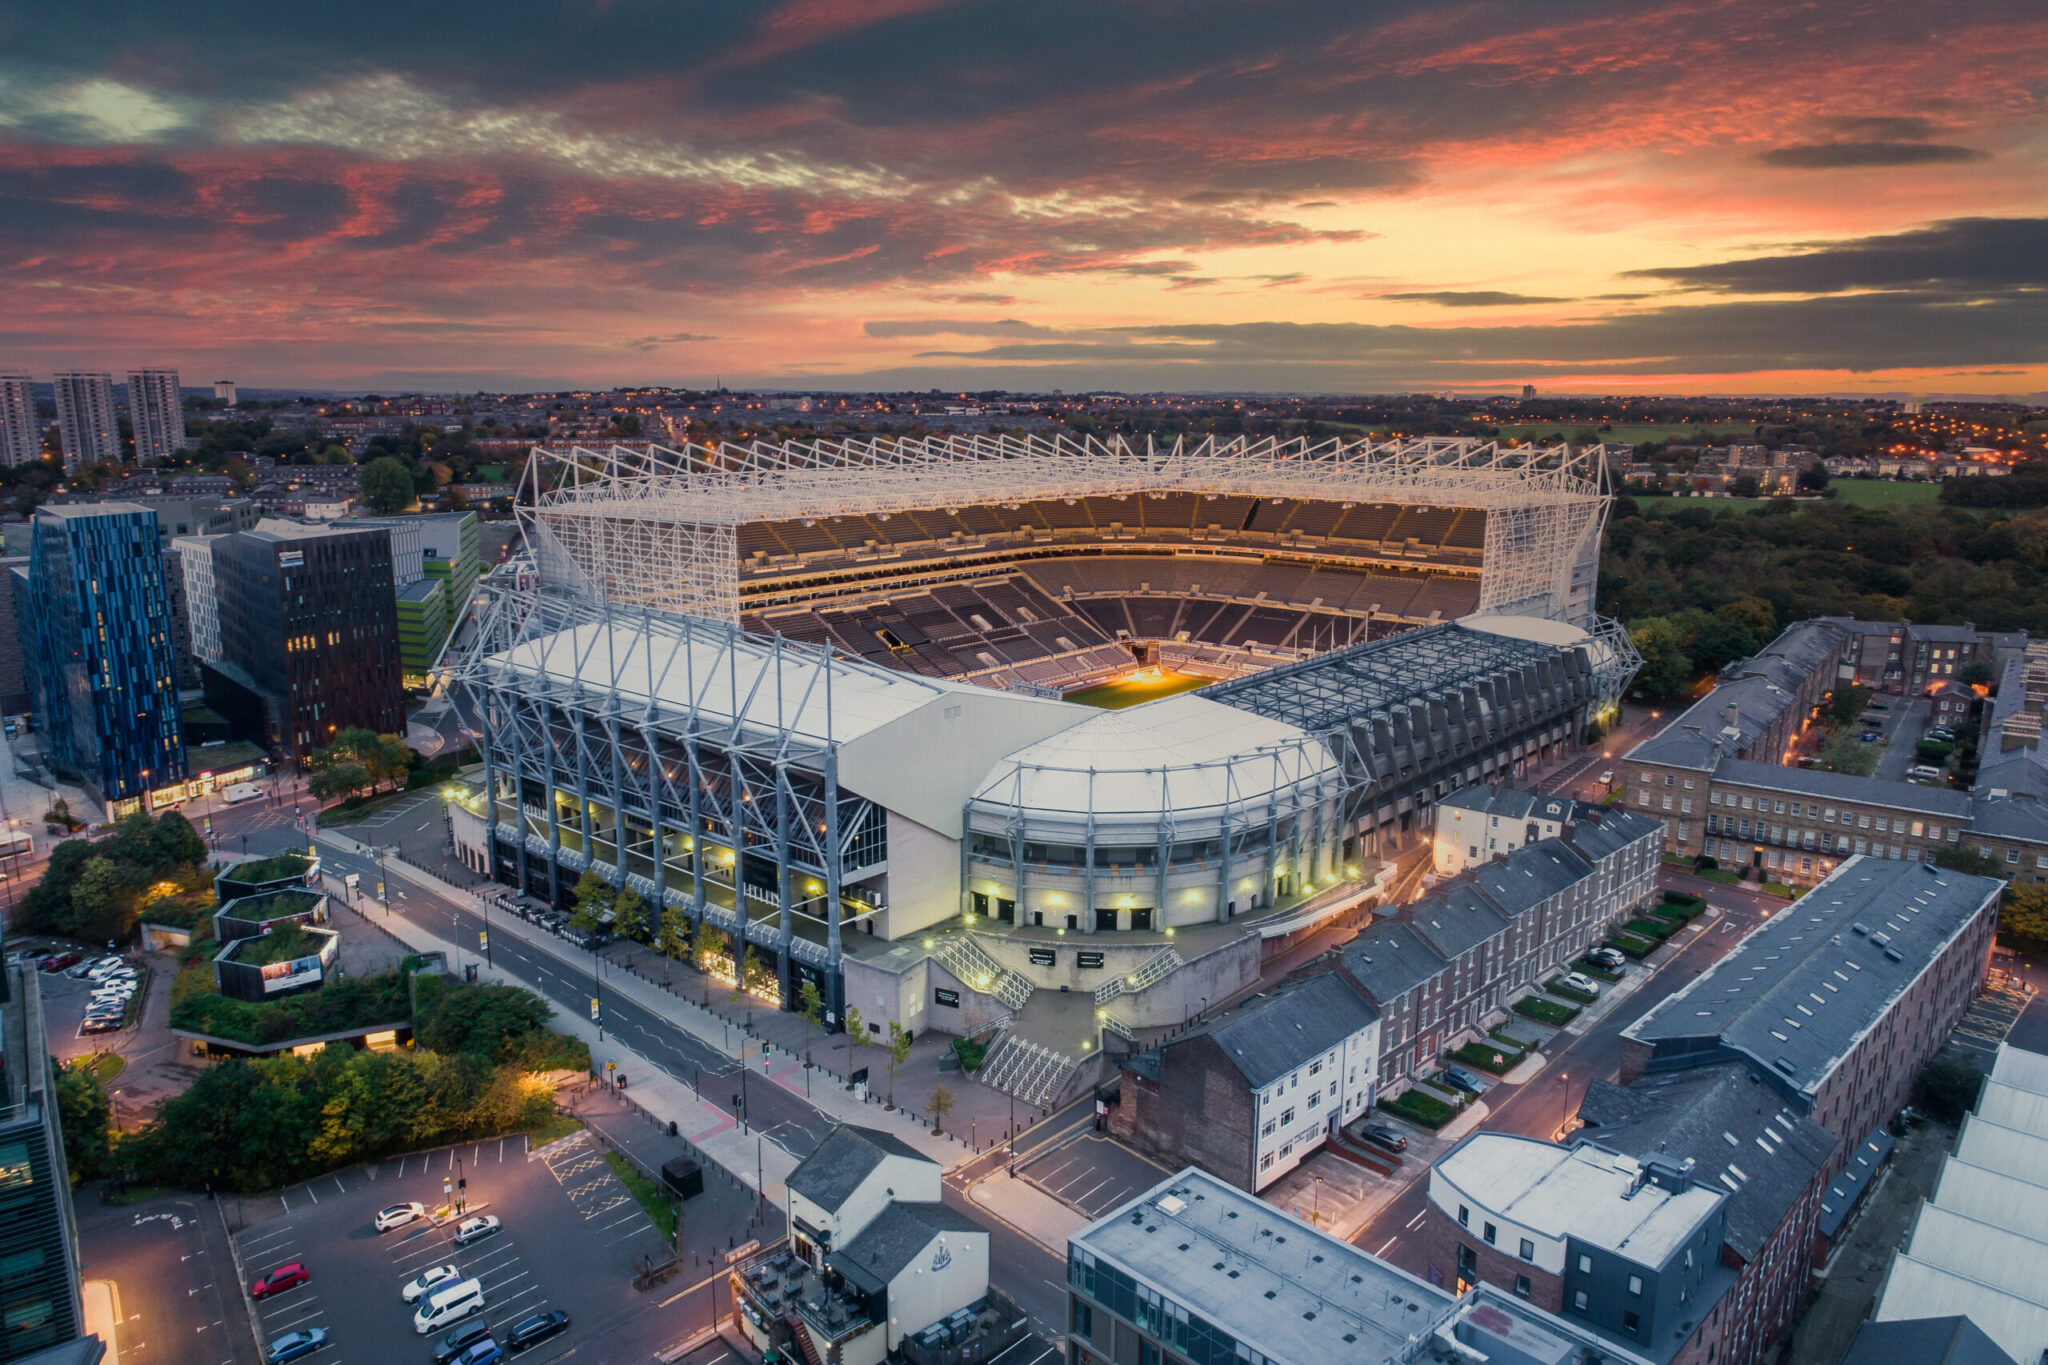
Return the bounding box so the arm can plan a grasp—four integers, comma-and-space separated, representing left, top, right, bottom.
0, 1, 2041, 397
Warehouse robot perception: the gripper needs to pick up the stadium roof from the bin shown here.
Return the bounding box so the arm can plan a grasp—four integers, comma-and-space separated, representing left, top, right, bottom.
1622, 857, 2002, 1102
968, 691, 1337, 829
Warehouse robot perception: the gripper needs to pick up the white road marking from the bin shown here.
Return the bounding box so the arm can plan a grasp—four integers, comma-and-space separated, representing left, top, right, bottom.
1375, 1236, 1399, 1256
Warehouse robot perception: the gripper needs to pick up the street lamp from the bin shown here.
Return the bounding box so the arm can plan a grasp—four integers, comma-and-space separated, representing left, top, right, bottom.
1559, 1071, 1571, 1142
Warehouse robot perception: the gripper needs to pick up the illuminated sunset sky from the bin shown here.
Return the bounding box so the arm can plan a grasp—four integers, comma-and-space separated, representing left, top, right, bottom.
2, 1, 2044, 396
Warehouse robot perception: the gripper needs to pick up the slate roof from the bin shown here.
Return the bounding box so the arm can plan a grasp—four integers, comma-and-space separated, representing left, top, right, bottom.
1840, 1317, 2018, 1365
1566, 807, 1662, 861
1468, 838, 1592, 920
1817, 1127, 1895, 1241
829, 1200, 984, 1293
786, 1124, 932, 1214
1712, 757, 1973, 817
1575, 1064, 1838, 1261
1439, 785, 1580, 823
1623, 857, 2002, 1101
1338, 919, 1447, 1005
1627, 621, 1843, 771
1408, 882, 1512, 961
1202, 972, 1379, 1088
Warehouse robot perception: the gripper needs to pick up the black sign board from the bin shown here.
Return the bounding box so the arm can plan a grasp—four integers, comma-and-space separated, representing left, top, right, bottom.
934, 987, 961, 1007
1029, 946, 1057, 967
1076, 950, 1105, 969
850, 1066, 869, 1087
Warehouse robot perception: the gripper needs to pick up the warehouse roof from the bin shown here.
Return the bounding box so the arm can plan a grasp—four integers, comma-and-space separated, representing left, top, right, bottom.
1623, 857, 2001, 1101
1841, 1317, 2018, 1365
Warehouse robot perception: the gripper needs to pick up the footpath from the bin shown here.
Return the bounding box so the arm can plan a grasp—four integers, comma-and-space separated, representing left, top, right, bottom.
315, 830, 980, 1212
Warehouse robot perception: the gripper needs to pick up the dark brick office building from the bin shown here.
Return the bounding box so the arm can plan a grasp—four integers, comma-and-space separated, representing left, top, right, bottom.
206, 521, 404, 756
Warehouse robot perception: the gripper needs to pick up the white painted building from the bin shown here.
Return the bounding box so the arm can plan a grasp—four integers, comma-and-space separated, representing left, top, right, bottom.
1434, 785, 1585, 876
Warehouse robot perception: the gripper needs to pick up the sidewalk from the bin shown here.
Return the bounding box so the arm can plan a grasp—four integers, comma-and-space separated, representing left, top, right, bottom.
316, 838, 978, 1191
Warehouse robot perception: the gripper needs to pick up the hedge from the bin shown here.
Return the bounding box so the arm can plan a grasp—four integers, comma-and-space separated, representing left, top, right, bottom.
1574, 958, 1624, 983
170, 969, 413, 1045
1662, 890, 1706, 910
1626, 918, 1678, 940
1380, 1089, 1458, 1130
1610, 933, 1659, 960
1513, 996, 1580, 1026
1545, 976, 1599, 1005
1450, 1041, 1526, 1075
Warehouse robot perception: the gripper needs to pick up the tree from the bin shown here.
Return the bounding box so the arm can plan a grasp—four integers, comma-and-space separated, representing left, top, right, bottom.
884, 1021, 913, 1109
568, 868, 614, 932
1728, 475, 1761, 500
308, 762, 370, 803
54, 1060, 112, 1183
360, 456, 416, 513
610, 885, 648, 957
2000, 882, 2048, 946
925, 1083, 955, 1135
1796, 463, 1830, 492
1912, 1056, 1984, 1124
741, 947, 775, 1001
1815, 731, 1878, 777
843, 1005, 867, 1077
691, 920, 724, 974
1961, 660, 1995, 687
1629, 617, 1693, 698
797, 979, 824, 1070
69, 857, 137, 943
43, 796, 78, 833
655, 906, 689, 986
1935, 846, 2003, 879
1825, 684, 1872, 729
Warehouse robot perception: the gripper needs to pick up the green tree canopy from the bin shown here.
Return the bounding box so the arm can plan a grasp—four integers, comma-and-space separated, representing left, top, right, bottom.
360, 455, 416, 514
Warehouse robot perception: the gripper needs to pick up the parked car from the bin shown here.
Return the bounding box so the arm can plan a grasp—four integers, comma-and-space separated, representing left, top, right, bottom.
403, 1264, 462, 1304
1441, 1068, 1484, 1095
39, 952, 80, 973
1597, 769, 1614, 785
1586, 946, 1628, 970
1857, 732, 1880, 743
78, 1016, 123, 1036
452, 1215, 501, 1247
376, 1201, 428, 1232
265, 1328, 329, 1364
432, 1320, 496, 1365
251, 1262, 310, 1300
1907, 764, 1944, 781
1357, 1123, 1408, 1153
507, 1310, 570, 1352
1560, 972, 1602, 998
452, 1339, 505, 1365
414, 1278, 486, 1335
64, 961, 97, 979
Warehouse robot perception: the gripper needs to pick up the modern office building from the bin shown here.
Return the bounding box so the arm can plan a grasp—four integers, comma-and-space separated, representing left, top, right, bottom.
342, 513, 477, 673
0, 955, 90, 1364
125, 369, 183, 463
393, 578, 450, 677
1622, 857, 2000, 1174
0, 375, 38, 468
50, 373, 118, 470
169, 536, 222, 671
207, 520, 403, 755
1067, 1167, 1655, 1365
18, 504, 185, 806
1110, 971, 1381, 1191
0, 556, 29, 716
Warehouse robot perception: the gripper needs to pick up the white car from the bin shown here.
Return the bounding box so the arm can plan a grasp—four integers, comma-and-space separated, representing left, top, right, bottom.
401, 1264, 461, 1304
451, 1215, 501, 1247
1561, 972, 1602, 998
375, 1202, 428, 1233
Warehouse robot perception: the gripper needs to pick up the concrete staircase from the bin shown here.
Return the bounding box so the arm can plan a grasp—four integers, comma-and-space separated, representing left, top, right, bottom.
978, 1032, 1079, 1109
932, 934, 1034, 1010
1092, 946, 1185, 1004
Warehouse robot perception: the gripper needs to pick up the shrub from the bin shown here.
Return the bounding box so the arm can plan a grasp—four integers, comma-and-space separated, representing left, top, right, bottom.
1610, 933, 1658, 959
1626, 917, 1677, 940
170, 969, 413, 1045
1915, 740, 1955, 764
951, 1037, 988, 1072
1912, 1057, 1984, 1124
1380, 1089, 1457, 1129
1513, 996, 1579, 1026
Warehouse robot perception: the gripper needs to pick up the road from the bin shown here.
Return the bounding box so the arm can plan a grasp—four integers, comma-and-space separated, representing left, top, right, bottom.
1347, 889, 1776, 1273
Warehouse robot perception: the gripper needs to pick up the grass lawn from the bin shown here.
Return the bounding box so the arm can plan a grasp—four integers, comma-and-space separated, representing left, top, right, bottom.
1450, 1040, 1525, 1075
1826, 480, 1944, 508
1514, 996, 1579, 1027
1546, 977, 1599, 1005
605, 1150, 678, 1242
524, 1112, 584, 1148
1610, 932, 1659, 960
233, 923, 323, 967
74, 1052, 126, 1085
1064, 668, 1210, 710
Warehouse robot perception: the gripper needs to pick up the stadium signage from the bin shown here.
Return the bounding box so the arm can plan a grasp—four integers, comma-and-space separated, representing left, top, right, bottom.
1029, 947, 1057, 966
1076, 950, 1104, 969
934, 988, 961, 1008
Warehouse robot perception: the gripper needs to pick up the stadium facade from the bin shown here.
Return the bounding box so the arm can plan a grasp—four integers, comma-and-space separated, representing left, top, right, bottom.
450, 435, 1636, 1068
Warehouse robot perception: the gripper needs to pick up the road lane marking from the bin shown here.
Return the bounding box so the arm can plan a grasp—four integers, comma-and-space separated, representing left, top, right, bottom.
1376, 1236, 1398, 1256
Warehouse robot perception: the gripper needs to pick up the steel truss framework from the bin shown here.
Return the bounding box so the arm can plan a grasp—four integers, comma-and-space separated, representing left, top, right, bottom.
523, 434, 1611, 628
455, 589, 928, 1016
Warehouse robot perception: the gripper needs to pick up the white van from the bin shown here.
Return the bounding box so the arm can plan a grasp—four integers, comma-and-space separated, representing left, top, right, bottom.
222, 783, 263, 805
1907, 764, 1944, 781
413, 1278, 485, 1335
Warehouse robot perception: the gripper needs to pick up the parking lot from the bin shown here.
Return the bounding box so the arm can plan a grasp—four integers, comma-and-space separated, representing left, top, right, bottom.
1019, 1132, 1172, 1220
229, 1132, 668, 1364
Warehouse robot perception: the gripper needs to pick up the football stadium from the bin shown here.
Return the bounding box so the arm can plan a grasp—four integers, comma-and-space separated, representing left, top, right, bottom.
450, 434, 1637, 1103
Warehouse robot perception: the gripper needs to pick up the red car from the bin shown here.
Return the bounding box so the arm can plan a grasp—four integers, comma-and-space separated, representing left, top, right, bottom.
39, 952, 80, 973
251, 1263, 309, 1299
